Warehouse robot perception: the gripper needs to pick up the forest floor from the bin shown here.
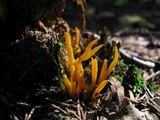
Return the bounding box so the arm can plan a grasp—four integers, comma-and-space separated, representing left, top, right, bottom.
0, 0, 160, 120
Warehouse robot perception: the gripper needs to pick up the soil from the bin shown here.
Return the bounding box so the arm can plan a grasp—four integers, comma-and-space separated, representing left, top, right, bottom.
0, 0, 160, 120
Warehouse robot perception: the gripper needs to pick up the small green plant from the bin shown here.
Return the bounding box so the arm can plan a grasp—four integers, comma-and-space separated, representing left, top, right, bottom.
114, 62, 145, 94
147, 83, 156, 92
124, 64, 145, 94
115, 75, 123, 83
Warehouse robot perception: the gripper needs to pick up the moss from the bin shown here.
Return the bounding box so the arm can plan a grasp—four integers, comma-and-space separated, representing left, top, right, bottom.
115, 75, 124, 83
124, 64, 145, 94
147, 83, 156, 92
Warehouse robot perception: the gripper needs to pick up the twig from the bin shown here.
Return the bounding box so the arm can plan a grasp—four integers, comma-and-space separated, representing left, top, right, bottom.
145, 70, 160, 81
143, 85, 154, 98
66, 108, 81, 120
17, 102, 30, 107
119, 48, 156, 68
125, 97, 147, 108
77, 100, 85, 120
24, 108, 35, 120
24, 106, 42, 120
10, 110, 19, 120
80, 102, 85, 120
139, 94, 147, 100
50, 104, 69, 115
77, 100, 82, 120
146, 101, 160, 117
125, 97, 160, 117
45, 97, 77, 107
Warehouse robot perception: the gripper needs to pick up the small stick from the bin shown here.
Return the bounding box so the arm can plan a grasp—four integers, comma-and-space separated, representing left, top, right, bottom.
119, 48, 155, 68
50, 104, 69, 115
45, 97, 77, 107
80, 102, 85, 120
146, 101, 160, 117
77, 100, 82, 120
66, 108, 81, 120
145, 70, 160, 81
24, 108, 35, 120
24, 106, 42, 120
38, 20, 48, 33
143, 85, 154, 98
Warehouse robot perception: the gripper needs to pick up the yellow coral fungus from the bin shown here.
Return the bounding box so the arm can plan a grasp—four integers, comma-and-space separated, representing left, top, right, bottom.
92, 80, 109, 98
105, 45, 119, 78
61, 28, 119, 99
97, 45, 119, 85
65, 32, 75, 78
79, 39, 103, 61
62, 73, 72, 95
86, 58, 98, 92
98, 59, 108, 85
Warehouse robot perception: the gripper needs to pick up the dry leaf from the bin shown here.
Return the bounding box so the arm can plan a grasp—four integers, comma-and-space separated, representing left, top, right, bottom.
120, 98, 154, 120
110, 77, 125, 105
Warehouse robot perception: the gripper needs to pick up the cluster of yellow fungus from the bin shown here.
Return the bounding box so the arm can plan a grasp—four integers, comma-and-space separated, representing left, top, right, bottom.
62, 27, 118, 98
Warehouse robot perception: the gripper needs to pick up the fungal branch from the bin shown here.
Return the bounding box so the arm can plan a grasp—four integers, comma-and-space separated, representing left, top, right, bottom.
61, 27, 119, 99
